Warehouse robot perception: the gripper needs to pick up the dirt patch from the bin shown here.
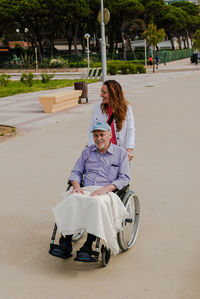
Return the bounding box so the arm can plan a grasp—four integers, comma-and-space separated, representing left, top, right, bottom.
0, 125, 17, 143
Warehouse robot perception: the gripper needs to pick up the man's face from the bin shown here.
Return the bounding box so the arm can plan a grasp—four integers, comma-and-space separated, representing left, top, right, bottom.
93, 130, 112, 153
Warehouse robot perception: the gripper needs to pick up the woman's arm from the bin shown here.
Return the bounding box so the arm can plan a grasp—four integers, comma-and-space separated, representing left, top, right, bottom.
125, 105, 136, 151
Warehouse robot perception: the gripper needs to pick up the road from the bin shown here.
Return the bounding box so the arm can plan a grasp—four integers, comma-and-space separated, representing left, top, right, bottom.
0, 60, 200, 299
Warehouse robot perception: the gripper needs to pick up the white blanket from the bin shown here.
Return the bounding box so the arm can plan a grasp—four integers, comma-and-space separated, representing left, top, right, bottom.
53, 186, 128, 255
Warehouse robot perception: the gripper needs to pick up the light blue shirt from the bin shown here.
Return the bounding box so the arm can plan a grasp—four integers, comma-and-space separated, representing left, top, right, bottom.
69, 144, 130, 190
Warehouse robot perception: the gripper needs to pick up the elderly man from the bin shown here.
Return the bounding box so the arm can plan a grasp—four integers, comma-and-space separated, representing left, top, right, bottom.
53, 121, 130, 260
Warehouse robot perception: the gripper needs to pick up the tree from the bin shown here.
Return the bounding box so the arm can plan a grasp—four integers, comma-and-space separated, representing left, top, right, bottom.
171, 1, 200, 49
106, 0, 144, 59
143, 0, 166, 25
158, 5, 184, 50
58, 0, 91, 55
142, 23, 165, 50
0, 0, 53, 59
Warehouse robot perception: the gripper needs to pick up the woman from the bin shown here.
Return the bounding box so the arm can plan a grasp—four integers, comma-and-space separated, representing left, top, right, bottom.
88, 80, 135, 160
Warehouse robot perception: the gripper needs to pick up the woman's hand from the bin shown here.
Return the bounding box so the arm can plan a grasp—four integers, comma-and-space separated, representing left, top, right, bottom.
127, 148, 134, 161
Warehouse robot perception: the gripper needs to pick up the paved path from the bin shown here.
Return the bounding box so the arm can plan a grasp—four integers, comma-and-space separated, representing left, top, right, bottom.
0, 58, 200, 299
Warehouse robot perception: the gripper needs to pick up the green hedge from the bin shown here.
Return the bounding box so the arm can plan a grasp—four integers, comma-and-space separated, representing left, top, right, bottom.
107, 60, 146, 75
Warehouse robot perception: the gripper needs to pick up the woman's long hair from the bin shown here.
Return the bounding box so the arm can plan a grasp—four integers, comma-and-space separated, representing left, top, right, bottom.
101, 80, 128, 131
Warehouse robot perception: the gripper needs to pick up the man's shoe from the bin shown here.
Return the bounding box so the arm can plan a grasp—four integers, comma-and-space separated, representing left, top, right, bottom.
59, 235, 72, 254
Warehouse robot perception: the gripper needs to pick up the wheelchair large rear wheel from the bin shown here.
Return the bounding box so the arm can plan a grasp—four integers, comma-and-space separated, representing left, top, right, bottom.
117, 190, 140, 251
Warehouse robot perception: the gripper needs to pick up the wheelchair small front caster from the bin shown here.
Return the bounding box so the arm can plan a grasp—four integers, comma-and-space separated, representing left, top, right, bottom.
101, 245, 110, 267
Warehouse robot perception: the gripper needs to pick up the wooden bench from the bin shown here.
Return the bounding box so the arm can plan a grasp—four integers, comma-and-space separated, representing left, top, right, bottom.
38, 90, 82, 113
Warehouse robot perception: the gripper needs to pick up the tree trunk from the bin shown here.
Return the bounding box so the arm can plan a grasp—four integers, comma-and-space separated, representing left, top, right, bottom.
170, 37, 175, 50
115, 42, 118, 54
50, 34, 54, 58
121, 18, 126, 60
73, 23, 78, 54
121, 31, 126, 60
80, 36, 85, 53
109, 31, 114, 55
177, 37, 182, 49
67, 38, 73, 55
183, 38, 186, 49
126, 38, 132, 52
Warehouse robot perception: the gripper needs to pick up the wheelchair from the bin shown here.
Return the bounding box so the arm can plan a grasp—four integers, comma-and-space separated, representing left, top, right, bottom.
49, 184, 140, 267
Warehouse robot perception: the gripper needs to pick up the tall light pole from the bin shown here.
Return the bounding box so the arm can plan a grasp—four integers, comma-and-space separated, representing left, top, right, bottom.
84, 33, 90, 69
100, 0, 107, 82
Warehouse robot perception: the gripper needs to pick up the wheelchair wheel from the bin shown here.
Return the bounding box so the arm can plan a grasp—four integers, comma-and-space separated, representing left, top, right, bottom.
117, 190, 140, 252
101, 245, 111, 267
72, 229, 85, 242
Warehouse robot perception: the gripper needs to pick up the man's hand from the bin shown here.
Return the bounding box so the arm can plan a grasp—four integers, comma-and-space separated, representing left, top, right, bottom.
90, 184, 116, 197
127, 148, 134, 161
70, 181, 85, 195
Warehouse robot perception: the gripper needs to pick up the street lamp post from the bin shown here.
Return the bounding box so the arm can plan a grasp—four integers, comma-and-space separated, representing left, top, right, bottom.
84, 33, 90, 69
100, 0, 107, 82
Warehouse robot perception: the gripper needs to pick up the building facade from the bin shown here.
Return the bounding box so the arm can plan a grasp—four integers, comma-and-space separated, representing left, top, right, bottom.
164, 0, 199, 4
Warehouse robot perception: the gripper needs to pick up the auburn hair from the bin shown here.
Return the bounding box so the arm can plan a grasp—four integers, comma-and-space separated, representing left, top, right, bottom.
101, 80, 128, 131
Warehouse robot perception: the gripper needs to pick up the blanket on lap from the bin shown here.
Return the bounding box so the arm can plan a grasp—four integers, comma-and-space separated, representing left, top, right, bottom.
53, 186, 128, 255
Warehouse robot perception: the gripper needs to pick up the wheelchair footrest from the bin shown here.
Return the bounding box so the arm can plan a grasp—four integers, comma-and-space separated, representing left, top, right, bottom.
49, 243, 72, 259
74, 247, 99, 263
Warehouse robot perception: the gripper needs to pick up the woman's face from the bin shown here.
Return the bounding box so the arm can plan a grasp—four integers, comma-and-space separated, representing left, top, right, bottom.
100, 84, 110, 104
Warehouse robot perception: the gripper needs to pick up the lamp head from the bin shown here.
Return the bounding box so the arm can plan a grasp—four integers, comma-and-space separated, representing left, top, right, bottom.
84, 33, 90, 39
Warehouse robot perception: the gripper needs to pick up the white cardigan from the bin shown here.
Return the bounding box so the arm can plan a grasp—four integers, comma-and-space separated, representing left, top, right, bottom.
88, 103, 135, 150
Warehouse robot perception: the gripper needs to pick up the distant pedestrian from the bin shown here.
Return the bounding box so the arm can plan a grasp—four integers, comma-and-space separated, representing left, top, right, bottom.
155, 54, 160, 69
149, 56, 153, 66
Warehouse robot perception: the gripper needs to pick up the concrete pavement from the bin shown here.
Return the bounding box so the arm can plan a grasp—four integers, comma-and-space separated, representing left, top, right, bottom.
0, 58, 200, 299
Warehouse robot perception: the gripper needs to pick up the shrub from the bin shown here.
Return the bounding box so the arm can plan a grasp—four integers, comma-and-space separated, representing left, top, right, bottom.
39, 58, 51, 68
107, 60, 146, 75
49, 57, 67, 68
0, 74, 11, 86
107, 61, 119, 75
40, 73, 54, 83
91, 62, 102, 68
136, 64, 146, 73
20, 53, 35, 68
128, 64, 137, 74
120, 63, 130, 74
20, 72, 34, 86
69, 61, 88, 68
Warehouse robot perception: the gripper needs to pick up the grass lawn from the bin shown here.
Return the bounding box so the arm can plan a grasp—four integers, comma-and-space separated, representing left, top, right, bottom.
0, 79, 98, 98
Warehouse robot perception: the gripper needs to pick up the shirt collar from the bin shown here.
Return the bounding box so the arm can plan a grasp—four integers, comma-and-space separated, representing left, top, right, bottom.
91, 143, 114, 154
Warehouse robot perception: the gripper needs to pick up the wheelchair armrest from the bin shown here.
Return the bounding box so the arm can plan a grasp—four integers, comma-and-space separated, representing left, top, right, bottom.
115, 185, 129, 197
